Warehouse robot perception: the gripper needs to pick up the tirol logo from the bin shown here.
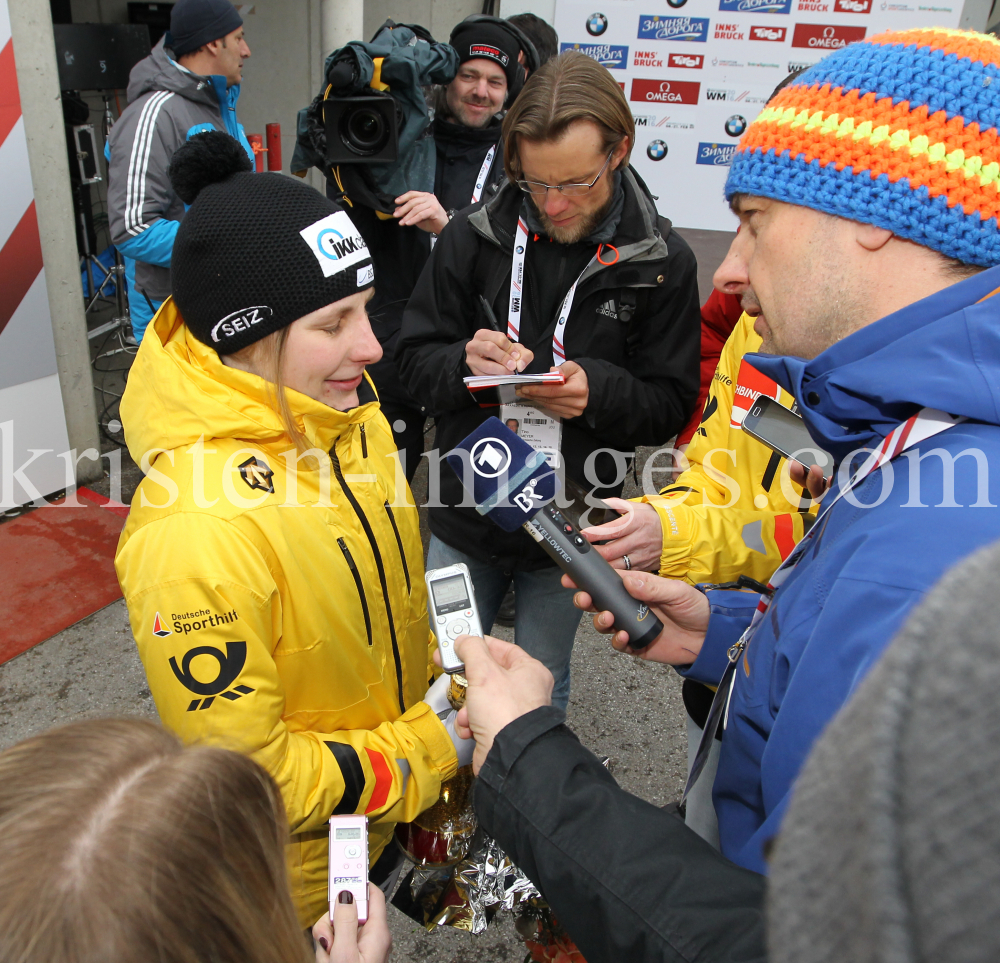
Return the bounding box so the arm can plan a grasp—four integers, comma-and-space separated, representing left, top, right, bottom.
834, 0, 871, 10
792, 22, 865, 47
300, 210, 370, 279
637, 15, 709, 41
696, 142, 737, 166
668, 52, 704, 68
719, 0, 792, 11
470, 43, 509, 66
725, 114, 748, 136
561, 42, 628, 68
210, 305, 273, 343
630, 78, 700, 104
647, 139, 668, 160
750, 24, 787, 40
239, 456, 275, 494
470, 438, 512, 478
169, 640, 256, 711
152, 612, 172, 638
586, 12, 608, 35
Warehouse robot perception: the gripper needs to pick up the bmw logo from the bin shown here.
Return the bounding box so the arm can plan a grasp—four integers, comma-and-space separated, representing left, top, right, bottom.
516, 245, 524, 254
725, 114, 748, 138
586, 12, 608, 35
647, 139, 668, 161
666, 0, 688, 7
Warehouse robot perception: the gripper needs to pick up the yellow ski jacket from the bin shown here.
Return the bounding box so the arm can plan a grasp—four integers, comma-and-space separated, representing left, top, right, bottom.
642, 313, 818, 584
115, 302, 456, 925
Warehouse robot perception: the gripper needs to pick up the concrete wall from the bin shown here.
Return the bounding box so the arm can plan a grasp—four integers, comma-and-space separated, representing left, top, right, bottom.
11, 0, 102, 482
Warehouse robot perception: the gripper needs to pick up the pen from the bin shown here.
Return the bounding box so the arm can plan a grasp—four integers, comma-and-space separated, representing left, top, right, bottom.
478, 295, 524, 376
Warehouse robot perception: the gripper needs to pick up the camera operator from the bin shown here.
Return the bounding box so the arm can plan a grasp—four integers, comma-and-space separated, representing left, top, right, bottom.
397, 51, 700, 708
107, 0, 253, 343
437, 27, 1000, 963
347, 16, 540, 481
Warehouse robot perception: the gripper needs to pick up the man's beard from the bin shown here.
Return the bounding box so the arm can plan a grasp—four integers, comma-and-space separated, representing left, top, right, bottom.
534, 193, 614, 244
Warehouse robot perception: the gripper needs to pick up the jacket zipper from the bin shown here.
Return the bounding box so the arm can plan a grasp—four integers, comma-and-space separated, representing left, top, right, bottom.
383, 501, 411, 593
337, 538, 373, 647
330, 446, 406, 712
360, 423, 368, 458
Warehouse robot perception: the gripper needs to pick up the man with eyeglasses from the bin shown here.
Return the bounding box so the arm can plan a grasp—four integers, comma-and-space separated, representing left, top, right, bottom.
397, 51, 700, 708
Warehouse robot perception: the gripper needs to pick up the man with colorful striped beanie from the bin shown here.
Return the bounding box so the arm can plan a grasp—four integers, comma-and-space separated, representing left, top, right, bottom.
423, 29, 1000, 962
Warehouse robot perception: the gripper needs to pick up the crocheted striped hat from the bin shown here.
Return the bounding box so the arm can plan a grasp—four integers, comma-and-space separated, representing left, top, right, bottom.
725, 29, 1000, 267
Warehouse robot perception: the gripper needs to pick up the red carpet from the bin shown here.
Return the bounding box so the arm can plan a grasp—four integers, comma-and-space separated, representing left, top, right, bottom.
0, 487, 129, 665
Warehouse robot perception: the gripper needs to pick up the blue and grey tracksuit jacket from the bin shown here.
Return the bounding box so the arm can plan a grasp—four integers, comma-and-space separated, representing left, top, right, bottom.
106, 37, 253, 341
679, 264, 1000, 875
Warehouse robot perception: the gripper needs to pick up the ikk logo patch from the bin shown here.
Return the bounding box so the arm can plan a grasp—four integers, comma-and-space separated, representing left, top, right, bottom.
299, 210, 370, 279
637, 15, 709, 41
152, 612, 173, 638
791, 22, 866, 47
731, 358, 781, 428
560, 42, 629, 68
750, 24, 787, 40
668, 52, 704, 68
630, 78, 701, 104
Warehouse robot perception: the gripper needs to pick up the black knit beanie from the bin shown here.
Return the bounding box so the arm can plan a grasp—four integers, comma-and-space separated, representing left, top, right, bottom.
167, 0, 243, 57
449, 19, 522, 92
169, 131, 374, 355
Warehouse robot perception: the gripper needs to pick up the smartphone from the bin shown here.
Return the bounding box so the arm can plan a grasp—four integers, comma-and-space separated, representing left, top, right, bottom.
741, 395, 832, 473
328, 814, 369, 923
426, 563, 483, 674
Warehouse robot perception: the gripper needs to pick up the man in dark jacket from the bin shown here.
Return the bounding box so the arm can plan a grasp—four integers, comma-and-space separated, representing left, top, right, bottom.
351, 16, 538, 479
397, 51, 700, 707
106, 0, 253, 342
438, 27, 1000, 963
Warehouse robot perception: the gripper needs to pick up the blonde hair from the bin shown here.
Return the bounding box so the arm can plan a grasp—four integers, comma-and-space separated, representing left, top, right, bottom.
228, 327, 313, 456
0, 719, 310, 963
502, 50, 635, 182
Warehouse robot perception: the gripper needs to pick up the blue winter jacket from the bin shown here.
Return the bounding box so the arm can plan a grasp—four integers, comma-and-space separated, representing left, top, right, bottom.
680, 264, 1000, 875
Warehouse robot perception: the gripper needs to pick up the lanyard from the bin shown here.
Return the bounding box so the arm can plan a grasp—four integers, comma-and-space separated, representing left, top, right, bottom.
682, 406, 966, 803
471, 144, 496, 205
507, 218, 601, 363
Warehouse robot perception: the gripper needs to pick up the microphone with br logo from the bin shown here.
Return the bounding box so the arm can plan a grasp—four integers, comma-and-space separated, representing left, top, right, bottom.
446, 417, 663, 650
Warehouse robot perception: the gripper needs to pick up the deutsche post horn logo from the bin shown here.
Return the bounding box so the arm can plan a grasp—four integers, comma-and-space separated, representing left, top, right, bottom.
169, 640, 255, 711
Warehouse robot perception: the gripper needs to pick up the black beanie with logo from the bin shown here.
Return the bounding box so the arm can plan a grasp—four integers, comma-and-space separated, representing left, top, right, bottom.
168, 131, 374, 355
449, 20, 522, 92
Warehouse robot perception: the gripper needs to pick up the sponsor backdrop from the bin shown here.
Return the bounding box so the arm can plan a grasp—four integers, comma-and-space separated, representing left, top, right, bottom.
556, 0, 968, 230
0, 0, 73, 506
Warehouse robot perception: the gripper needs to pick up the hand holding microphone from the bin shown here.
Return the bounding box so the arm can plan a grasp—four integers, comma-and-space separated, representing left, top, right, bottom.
563, 569, 710, 663
446, 417, 665, 650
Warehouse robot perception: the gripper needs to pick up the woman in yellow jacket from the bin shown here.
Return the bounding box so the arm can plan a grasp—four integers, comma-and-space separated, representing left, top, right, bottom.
114, 133, 467, 926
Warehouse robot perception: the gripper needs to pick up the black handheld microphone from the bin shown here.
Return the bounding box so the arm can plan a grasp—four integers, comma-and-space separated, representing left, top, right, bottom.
446, 418, 663, 650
